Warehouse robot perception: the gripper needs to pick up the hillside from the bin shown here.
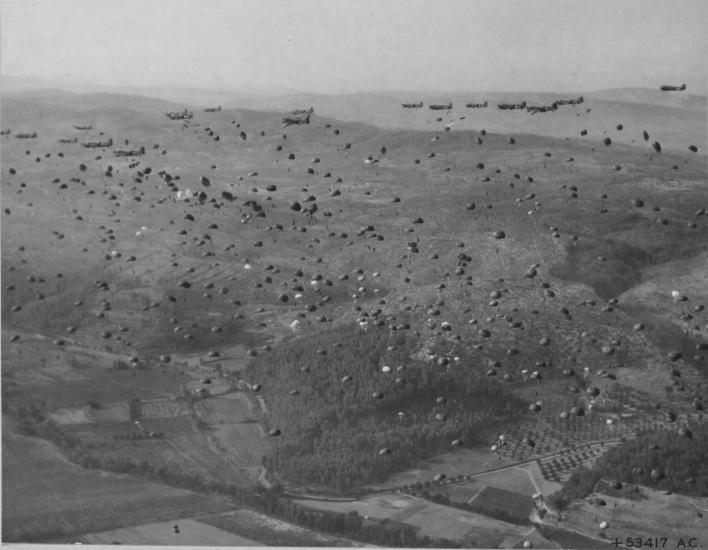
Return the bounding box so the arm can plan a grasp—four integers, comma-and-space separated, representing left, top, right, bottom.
228, 88, 706, 151
1, 89, 707, 543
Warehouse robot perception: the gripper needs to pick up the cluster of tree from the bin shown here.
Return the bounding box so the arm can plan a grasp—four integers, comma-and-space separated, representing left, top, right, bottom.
547, 466, 603, 510
12, 404, 80, 451
128, 398, 142, 421
245, 324, 524, 490
548, 424, 708, 510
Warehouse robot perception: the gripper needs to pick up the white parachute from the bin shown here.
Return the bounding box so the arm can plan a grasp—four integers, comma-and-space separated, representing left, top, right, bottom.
176, 189, 195, 201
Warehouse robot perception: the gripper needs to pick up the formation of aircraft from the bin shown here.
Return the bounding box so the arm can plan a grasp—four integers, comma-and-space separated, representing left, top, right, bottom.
281, 114, 311, 128
82, 138, 113, 148
429, 103, 452, 110
555, 96, 584, 105
113, 147, 146, 157
497, 101, 527, 110
527, 103, 558, 114
166, 109, 194, 120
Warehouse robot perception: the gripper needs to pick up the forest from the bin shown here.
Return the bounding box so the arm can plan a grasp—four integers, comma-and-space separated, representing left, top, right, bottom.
548, 424, 708, 509
243, 323, 525, 490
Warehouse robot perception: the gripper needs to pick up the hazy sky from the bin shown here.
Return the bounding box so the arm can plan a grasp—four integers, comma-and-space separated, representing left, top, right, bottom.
2, 0, 706, 94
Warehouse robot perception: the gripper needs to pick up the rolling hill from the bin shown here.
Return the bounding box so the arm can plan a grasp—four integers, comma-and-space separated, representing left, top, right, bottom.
1, 87, 707, 544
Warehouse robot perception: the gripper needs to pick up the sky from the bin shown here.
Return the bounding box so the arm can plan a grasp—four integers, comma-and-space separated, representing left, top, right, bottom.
1, 0, 706, 95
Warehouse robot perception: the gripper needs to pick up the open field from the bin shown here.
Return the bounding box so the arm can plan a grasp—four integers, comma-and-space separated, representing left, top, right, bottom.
294, 492, 553, 548
209, 423, 270, 471
468, 485, 535, 525
370, 448, 514, 490
194, 392, 257, 423
149, 415, 257, 485
2, 420, 235, 542
80, 517, 261, 546
199, 508, 365, 547
1, 332, 189, 409
424, 466, 539, 502
559, 488, 708, 546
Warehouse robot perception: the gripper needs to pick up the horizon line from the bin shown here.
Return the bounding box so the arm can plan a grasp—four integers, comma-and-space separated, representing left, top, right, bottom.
2, 76, 707, 99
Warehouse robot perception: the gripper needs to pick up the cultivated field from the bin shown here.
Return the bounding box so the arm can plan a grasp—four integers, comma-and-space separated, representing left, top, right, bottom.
209, 423, 270, 472
140, 397, 190, 419
294, 493, 552, 548
371, 448, 514, 490
80, 517, 261, 546
199, 508, 365, 547
423, 466, 539, 501
194, 392, 257, 424
2, 420, 235, 542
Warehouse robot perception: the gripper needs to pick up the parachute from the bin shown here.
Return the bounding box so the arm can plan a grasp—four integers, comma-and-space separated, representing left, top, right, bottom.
176, 189, 195, 201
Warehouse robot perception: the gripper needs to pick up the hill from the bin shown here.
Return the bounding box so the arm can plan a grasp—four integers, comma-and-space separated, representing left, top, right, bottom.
1, 88, 707, 542
586, 87, 706, 110
228, 88, 706, 151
